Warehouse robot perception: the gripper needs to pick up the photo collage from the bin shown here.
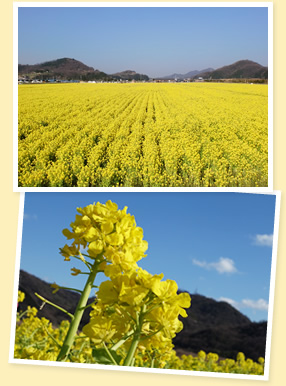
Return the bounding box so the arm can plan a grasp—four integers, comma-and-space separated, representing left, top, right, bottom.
9, 2, 280, 382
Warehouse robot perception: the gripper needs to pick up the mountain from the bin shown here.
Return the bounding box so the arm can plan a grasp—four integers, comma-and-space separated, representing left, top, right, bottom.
194, 60, 268, 80
160, 68, 214, 80
18, 58, 268, 82
18, 58, 149, 81
19, 57, 94, 74
17, 270, 94, 329
16, 270, 267, 361
111, 70, 149, 81
18, 58, 111, 81
174, 292, 267, 361
160, 60, 267, 81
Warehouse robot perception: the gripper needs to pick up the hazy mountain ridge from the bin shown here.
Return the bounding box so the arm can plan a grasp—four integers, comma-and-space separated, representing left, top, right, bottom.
160, 68, 214, 80
18, 58, 267, 81
17, 270, 267, 361
194, 59, 268, 79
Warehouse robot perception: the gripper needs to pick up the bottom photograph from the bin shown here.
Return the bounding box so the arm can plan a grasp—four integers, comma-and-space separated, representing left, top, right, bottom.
10, 192, 280, 380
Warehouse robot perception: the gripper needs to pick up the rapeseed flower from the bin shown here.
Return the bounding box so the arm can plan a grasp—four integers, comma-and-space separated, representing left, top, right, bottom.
18, 83, 268, 187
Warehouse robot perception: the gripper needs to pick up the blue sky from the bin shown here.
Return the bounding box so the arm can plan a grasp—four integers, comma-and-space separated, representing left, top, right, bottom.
18, 6, 268, 77
19, 192, 277, 322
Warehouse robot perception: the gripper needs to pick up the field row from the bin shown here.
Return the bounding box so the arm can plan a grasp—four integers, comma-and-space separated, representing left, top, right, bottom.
18, 83, 268, 187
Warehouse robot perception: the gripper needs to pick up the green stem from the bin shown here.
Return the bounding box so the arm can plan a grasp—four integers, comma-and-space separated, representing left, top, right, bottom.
17, 309, 29, 320
102, 342, 118, 366
40, 320, 62, 348
56, 255, 102, 362
35, 293, 74, 319
139, 326, 163, 341
72, 254, 93, 269
110, 330, 135, 352
123, 305, 146, 367
54, 286, 83, 294
78, 299, 97, 311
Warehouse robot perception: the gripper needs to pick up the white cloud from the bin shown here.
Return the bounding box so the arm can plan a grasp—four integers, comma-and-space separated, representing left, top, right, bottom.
219, 297, 268, 311
192, 259, 208, 269
241, 298, 268, 311
253, 234, 273, 247
219, 297, 240, 310
212, 257, 237, 274
193, 257, 237, 274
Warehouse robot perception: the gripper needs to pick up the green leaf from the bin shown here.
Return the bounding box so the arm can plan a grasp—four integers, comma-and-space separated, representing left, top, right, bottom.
92, 348, 122, 365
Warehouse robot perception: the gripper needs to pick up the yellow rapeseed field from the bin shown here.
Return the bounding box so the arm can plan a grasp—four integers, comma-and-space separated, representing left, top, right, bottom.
18, 82, 268, 187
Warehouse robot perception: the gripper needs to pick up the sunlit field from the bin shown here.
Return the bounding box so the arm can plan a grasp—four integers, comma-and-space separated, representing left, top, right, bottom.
18, 83, 268, 187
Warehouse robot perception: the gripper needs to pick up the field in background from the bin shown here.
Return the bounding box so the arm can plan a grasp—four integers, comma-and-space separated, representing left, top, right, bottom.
18, 83, 268, 187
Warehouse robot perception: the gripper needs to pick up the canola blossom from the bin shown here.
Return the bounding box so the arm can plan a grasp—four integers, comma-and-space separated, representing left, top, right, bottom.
13, 202, 265, 375
18, 82, 268, 187
57, 200, 190, 363
60, 199, 148, 271
83, 267, 191, 364
15, 292, 264, 374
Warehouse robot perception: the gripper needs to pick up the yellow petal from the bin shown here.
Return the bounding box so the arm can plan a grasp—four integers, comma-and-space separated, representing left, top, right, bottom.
88, 240, 104, 257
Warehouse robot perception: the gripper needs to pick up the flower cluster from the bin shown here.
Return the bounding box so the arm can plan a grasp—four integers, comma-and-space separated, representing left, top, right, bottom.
83, 267, 191, 355
61, 200, 148, 272
59, 200, 190, 360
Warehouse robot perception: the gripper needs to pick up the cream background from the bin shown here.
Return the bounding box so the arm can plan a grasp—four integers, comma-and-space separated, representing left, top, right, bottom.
1, 0, 285, 384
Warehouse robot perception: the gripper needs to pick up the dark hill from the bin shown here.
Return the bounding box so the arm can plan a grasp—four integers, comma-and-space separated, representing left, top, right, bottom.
174, 292, 267, 361
181, 293, 250, 327
19, 58, 94, 73
18, 58, 149, 81
17, 270, 94, 329
195, 60, 268, 80
16, 270, 267, 360
18, 58, 111, 81
111, 70, 149, 81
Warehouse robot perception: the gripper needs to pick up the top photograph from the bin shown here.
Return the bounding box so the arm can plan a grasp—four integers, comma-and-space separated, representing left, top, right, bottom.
14, 3, 272, 190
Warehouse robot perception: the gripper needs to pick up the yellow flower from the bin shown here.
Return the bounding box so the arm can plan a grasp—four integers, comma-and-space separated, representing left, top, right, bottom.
105, 200, 118, 212
101, 220, 114, 234
71, 268, 81, 276
50, 283, 60, 294
17, 290, 25, 303
97, 281, 118, 304
60, 244, 80, 260
83, 226, 100, 242
88, 240, 104, 257
82, 316, 117, 345
105, 232, 124, 246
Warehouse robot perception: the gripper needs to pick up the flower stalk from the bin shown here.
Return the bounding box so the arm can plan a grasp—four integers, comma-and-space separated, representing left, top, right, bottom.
35, 293, 74, 319
56, 255, 102, 362
123, 305, 146, 366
